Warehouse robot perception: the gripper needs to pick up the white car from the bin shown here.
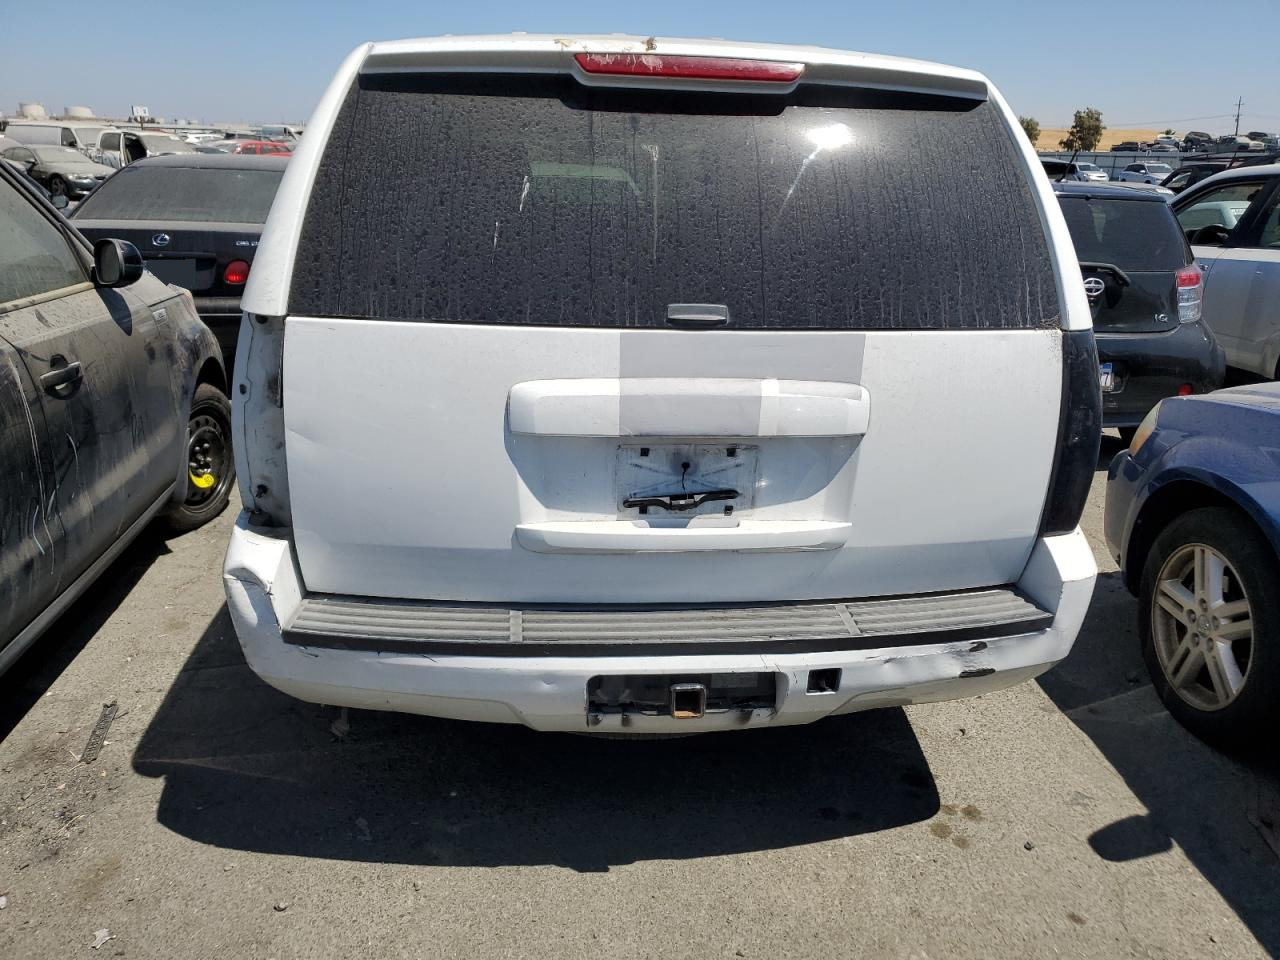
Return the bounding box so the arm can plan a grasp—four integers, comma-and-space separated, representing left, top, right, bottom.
1075, 162, 1109, 181
1172, 164, 1280, 377
1116, 161, 1174, 184
223, 34, 1100, 734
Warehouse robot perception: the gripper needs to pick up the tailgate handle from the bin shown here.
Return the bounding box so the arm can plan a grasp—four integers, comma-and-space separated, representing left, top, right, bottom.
666, 303, 729, 329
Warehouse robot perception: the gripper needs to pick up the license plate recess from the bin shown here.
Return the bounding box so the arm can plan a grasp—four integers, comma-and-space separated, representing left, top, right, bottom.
617, 443, 758, 518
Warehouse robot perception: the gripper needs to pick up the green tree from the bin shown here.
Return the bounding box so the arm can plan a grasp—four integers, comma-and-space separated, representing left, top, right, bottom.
1163, 128, 1177, 135
1059, 108, 1105, 151
1018, 116, 1041, 146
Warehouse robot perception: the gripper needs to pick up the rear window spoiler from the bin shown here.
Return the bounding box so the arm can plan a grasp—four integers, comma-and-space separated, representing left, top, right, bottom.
358, 37, 990, 101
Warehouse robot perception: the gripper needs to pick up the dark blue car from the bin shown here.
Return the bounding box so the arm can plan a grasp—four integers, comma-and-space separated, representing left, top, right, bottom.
1106, 385, 1280, 745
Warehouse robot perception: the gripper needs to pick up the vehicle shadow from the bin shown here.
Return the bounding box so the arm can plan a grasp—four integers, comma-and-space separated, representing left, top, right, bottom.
1038, 567, 1280, 952
0, 527, 173, 742
132, 605, 940, 872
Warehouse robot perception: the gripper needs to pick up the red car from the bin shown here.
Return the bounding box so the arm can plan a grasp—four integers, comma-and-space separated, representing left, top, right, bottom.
229, 140, 292, 156
196, 139, 293, 156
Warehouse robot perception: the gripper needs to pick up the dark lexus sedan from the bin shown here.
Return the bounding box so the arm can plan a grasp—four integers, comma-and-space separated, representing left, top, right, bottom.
1054, 182, 1224, 440
69, 153, 287, 362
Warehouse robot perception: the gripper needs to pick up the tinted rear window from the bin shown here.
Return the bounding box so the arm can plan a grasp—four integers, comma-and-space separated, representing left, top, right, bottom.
1058, 196, 1189, 272
291, 74, 1059, 329
73, 166, 283, 223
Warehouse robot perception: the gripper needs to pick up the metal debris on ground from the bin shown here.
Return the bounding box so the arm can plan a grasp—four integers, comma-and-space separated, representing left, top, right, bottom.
90, 929, 115, 949
329, 707, 350, 740
1250, 776, 1280, 860
0, 894, 7, 909
273, 901, 290, 912
80, 701, 118, 763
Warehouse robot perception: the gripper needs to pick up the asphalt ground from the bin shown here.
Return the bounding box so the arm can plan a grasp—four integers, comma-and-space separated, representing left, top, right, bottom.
2, 434, 1278, 959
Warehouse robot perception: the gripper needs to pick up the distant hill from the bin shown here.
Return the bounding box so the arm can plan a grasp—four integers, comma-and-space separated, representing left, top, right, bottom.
1035, 128, 1162, 151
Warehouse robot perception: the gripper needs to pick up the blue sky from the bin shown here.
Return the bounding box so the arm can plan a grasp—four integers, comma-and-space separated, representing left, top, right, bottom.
4, 0, 1277, 134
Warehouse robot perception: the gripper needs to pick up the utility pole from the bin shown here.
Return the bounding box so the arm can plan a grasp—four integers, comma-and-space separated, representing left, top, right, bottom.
1234, 97, 1243, 136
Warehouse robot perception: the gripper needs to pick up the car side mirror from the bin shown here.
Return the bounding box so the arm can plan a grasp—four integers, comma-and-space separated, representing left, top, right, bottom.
92, 238, 144, 288
1189, 224, 1230, 247
51, 194, 69, 211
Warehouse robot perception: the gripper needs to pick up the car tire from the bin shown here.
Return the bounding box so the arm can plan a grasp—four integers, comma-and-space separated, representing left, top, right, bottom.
162, 383, 236, 533
48, 175, 67, 197
1138, 506, 1280, 749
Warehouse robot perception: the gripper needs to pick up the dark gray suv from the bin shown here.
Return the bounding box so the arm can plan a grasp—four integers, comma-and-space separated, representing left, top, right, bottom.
0, 161, 233, 675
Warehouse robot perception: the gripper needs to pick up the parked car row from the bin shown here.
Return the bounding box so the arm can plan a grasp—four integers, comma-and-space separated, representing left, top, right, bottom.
1110, 132, 1278, 154
0, 120, 292, 179
2, 35, 1276, 753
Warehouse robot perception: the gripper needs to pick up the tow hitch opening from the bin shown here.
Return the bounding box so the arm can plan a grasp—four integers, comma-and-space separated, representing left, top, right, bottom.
586, 673, 777, 721
670, 683, 707, 719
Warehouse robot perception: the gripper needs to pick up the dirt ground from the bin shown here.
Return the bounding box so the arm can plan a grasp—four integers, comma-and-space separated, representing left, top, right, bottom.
1, 435, 1278, 959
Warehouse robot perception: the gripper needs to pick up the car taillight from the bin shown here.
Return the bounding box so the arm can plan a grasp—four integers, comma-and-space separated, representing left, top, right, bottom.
224, 260, 250, 285
1176, 265, 1201, 323
1038, 330, 1102, 536
574, 52, 804, 83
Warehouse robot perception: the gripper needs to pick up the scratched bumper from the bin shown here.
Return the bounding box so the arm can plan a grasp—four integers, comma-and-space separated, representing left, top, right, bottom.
223, 514, 1096, 732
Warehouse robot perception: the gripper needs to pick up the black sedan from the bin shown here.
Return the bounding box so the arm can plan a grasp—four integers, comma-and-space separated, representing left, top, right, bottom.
70, 153, 286, 363
1053, 182, 1224, 439
0, 159, 233, 676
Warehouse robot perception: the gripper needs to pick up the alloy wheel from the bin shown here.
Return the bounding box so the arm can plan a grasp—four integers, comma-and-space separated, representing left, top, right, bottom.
1151, 542, 1254, 711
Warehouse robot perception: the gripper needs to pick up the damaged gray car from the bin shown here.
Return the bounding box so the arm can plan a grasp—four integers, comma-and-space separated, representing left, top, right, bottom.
0, 159, 233, 676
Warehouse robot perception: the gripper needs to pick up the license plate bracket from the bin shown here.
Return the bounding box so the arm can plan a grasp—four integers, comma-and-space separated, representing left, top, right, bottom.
617, 443, 758, 518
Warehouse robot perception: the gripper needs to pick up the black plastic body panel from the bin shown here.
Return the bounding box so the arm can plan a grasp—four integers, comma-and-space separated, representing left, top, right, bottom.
1039, 329, 1103, 535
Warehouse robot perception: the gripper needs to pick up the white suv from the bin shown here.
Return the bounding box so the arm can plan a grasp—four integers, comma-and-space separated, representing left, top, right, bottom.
224, 35, 1100, 734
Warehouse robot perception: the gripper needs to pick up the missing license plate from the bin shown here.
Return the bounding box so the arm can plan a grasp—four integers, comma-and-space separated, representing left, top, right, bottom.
145, 258, 200, 288
617, 444, 758, 518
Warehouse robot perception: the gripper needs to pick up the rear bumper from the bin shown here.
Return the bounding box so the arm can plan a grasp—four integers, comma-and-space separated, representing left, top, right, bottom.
223, 514, 1097, 733
1096, 323, 1225, 427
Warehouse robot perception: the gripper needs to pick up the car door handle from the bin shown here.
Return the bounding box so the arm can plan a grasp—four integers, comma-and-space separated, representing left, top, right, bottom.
40, 359, 83, 395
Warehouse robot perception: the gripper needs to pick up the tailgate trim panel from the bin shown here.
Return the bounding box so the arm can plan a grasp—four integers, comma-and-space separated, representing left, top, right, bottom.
282, 587, 1052, 657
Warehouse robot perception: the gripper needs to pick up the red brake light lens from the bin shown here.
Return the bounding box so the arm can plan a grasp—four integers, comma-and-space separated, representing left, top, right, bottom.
574, 53, 804, 83
1178, 383, 1194, 396
224, 260, 250, 285
1175, 265, 1202, 323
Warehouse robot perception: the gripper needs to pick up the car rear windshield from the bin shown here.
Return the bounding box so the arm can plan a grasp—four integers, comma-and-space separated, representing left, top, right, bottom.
1058, 196, 1189, 272
73, 166, 283, 223
291, 73, 1060, 330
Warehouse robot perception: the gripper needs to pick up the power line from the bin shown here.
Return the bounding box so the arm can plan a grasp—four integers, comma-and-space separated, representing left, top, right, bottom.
1107, 113, 1233, 128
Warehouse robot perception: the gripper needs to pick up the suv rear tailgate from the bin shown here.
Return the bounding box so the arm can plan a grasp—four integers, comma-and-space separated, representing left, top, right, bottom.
264, 45, 1071, 606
